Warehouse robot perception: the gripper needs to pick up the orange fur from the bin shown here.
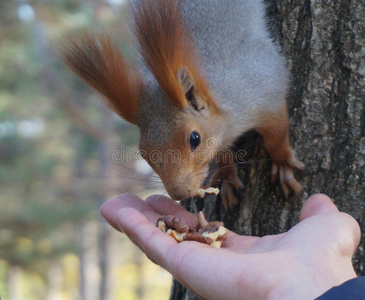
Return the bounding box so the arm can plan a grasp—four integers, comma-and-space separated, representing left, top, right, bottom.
133, 0, 220, 113
255, 110, 290, 162
62, 33, 141, 124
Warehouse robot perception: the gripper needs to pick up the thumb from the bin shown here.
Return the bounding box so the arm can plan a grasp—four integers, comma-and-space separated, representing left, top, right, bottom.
300, 194, 339, 221
300, 194, 361, 258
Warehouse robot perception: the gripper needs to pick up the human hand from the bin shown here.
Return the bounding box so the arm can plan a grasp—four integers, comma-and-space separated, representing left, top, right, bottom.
101, 194, 360, 300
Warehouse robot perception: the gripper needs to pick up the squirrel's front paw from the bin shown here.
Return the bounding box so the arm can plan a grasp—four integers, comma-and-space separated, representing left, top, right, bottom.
209, 165, 244, 210
271, 150, 304, 198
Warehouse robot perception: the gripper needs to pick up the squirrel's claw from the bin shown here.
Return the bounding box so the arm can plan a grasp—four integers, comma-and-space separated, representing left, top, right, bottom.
209, 165, 244, 210
272, 152, 304, 198
221, 182, 239, 210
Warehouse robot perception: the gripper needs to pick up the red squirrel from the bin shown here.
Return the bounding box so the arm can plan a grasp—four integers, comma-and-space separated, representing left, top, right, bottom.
62, 0, 304, 209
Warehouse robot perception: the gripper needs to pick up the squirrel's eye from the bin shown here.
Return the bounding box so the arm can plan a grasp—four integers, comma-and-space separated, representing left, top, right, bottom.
189, 130, 201, 151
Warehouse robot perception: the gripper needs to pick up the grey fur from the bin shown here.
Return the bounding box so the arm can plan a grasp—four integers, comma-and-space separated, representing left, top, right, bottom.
182, 0, 289, 146
135, 0, 289, 149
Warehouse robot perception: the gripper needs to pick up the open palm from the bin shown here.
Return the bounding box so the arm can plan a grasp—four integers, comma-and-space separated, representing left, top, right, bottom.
101, 194, 360, 300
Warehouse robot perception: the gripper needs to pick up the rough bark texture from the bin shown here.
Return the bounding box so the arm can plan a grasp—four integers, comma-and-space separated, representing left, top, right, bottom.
170, 0, 365, 299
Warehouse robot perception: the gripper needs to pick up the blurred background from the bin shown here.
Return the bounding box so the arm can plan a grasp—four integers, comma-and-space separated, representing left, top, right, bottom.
0, 0, 171, 299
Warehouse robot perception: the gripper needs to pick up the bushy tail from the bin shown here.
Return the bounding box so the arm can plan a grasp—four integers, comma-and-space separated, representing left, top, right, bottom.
62, 32, 141, 124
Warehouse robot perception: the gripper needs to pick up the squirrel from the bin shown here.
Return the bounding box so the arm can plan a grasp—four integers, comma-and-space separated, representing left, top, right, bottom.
62, 0, 304, 210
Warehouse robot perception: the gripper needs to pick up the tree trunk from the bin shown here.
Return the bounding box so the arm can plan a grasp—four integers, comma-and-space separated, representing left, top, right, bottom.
170, 0, 365, 298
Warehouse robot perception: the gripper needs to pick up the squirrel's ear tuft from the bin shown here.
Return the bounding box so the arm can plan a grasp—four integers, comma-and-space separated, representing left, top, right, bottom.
177, 67, 195, 95
178, 66, 221, 113
133, 0, 220, 114
177, 67, 202, 111
61, 33, 141, 125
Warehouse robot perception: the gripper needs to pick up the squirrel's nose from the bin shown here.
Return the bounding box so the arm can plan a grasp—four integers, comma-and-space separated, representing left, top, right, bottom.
166, 185, 193, 201
163, 172, 201, 200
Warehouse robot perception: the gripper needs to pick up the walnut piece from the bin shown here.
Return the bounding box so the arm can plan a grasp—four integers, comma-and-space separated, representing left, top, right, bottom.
157, 215, 189, 242
156, 211, 228, 248
196, 187, 220, 198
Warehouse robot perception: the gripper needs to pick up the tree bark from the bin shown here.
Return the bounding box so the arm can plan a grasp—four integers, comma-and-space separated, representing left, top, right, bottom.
170, 0, 365, 298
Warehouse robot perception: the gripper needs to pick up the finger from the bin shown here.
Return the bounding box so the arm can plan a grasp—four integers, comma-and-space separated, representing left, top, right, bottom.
100, 193, 160, 231
146, 195, 197, 227
335, 212, 361, 257
300, 194, 339, 221
117, 207, 244, 300
299, 194, 360, 256
115, 207, 180, 267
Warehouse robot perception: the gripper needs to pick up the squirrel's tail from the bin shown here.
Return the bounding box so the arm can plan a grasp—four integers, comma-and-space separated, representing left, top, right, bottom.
61, 32, 141, 124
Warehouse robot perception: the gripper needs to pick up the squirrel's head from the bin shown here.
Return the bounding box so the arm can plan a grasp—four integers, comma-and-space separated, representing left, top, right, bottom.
61, 0, 224, 200
137, 74, 223, 200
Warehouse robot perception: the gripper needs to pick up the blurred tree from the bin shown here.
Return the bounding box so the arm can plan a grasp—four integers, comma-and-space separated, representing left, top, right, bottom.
0, 0, 170, 299
0, 0, 133, 298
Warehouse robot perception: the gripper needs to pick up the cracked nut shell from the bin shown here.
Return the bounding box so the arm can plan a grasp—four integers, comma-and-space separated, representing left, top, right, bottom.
156, 212, 228, 248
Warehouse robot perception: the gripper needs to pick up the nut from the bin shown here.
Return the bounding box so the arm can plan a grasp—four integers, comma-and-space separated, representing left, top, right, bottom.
157, 215, 190, 233
156, 211, 228, 248
157, 215, 189, 242
196, 187, 220, 198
